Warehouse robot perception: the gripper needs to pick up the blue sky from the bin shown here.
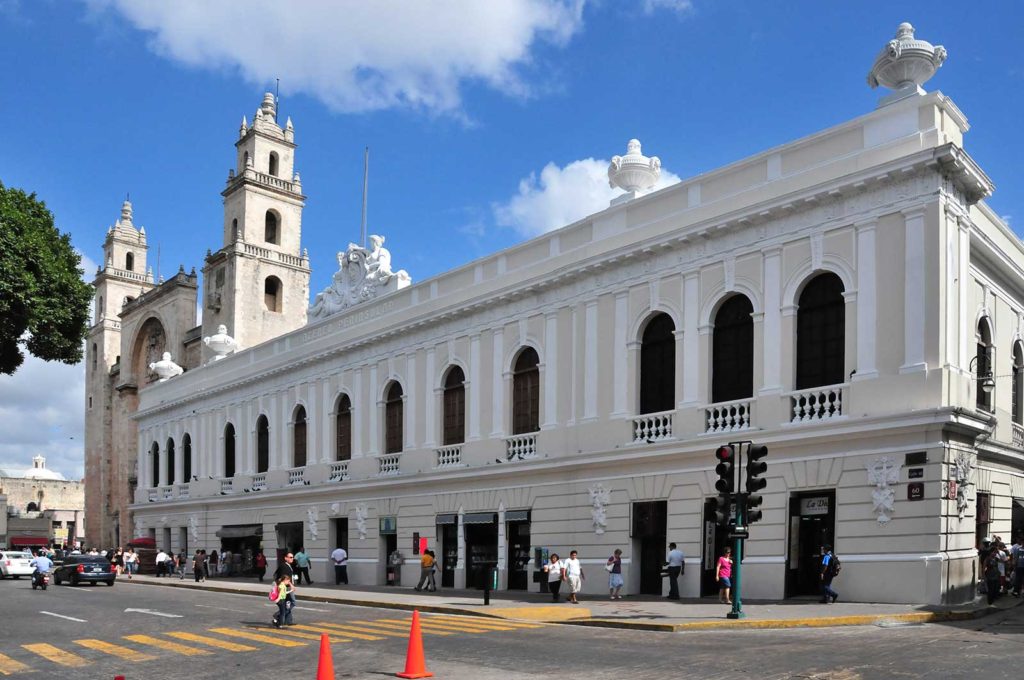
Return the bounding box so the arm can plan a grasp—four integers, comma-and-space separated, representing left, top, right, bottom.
1, 0, 1022, 478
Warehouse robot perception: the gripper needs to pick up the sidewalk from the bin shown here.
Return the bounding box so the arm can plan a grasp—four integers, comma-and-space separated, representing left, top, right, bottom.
124, 574, 1021, 632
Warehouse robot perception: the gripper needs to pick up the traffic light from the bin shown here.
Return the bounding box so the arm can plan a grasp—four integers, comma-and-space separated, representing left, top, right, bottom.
745, 444, 768, 524
713, 445, 736, 527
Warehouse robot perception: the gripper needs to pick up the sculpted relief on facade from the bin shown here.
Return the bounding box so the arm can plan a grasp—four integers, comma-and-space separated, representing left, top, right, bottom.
309, 235, 411, 320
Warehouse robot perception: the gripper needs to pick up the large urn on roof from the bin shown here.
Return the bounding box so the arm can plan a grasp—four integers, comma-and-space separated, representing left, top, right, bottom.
868, 23, 947, 104
608, 139, 661, 205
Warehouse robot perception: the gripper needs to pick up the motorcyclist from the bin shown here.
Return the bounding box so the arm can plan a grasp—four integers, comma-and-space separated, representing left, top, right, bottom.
30, 549, 54, 583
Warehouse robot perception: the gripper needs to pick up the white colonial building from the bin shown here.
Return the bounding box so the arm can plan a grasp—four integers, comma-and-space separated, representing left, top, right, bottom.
124, 24, 1024, 604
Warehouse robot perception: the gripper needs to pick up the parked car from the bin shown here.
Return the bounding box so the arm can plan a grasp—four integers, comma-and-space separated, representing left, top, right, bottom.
53, 555, 116, 586
0, 551, 35, 579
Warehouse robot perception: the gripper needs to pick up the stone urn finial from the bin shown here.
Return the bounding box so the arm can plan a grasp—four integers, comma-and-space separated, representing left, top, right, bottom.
203, 324, 239, 361
608, 139, 661, 205
868, 22, 947, 105
149, 352, 183, 382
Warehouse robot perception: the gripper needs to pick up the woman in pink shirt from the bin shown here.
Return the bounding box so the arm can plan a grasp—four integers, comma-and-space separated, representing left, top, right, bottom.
715, 546, 733, 604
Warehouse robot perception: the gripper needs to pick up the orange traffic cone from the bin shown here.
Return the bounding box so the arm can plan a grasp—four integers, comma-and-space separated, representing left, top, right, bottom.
316, 633, 334, 680
396, 610, 433, 678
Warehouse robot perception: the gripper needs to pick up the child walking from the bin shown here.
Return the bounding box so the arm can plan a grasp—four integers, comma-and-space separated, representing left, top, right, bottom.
272, 574, 295, 628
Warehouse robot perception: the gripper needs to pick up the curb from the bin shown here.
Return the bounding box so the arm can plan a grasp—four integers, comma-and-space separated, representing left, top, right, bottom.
125, 578, 1009, 632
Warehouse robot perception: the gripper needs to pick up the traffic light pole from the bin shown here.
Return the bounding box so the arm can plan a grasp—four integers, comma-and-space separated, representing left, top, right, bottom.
727, 440, 749, 620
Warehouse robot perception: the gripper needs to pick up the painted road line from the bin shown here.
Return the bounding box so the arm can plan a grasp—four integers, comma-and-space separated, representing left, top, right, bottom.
74, 639, 156, 662
387, 619, 497, 633
297, 623, 384, 641
244, 625, 352, 643
0, 653, 31, 676
349, 620, 455, 636
21, 643, 89, 667
122, 634, 213, 656
208, 627, 307, 647
419, 617, 532, 631
307, 621, 407, 638
434, 616, 543, 629
165, 631, 258, 652
40, 611, 87, 623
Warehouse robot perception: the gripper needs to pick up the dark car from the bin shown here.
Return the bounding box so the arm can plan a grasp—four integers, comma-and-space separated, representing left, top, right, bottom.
53, 555, 116, 587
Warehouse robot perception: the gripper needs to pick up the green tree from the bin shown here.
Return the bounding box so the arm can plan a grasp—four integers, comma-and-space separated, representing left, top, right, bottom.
0, 181, 92, 375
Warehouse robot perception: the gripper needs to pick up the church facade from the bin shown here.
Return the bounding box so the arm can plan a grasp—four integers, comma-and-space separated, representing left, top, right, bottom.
111, 25, 1024, 604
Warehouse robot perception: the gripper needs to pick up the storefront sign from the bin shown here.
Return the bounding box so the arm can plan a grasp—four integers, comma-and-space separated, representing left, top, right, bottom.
907, 482, 924, 500
908, 468, 924, 479
800, 497, 830, 516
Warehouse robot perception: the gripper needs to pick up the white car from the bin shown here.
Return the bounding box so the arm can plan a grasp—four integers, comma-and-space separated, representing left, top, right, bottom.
0, 551, 36, 578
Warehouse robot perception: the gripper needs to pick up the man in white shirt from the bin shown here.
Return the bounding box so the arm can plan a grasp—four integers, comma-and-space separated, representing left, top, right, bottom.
155, 549, 169, 577
331, 546, 349, 585
563, 550, 584, 604
665, 543, 685, 600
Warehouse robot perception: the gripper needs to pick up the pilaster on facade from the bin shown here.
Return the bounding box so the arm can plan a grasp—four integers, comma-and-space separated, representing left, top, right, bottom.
900, 207, 929, 374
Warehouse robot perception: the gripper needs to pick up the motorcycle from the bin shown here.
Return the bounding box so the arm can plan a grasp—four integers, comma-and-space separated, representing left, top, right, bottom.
31, 571, 49, 591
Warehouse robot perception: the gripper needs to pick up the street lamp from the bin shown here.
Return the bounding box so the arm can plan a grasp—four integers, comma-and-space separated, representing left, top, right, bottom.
969, 355, 995, 394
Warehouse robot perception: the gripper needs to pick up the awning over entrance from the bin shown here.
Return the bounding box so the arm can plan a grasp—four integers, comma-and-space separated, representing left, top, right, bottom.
505, 510, 530, 522
10, 536, 49, 546
463, 512, 497, 525
435, 514, 457, 525
215, 525, 263, 538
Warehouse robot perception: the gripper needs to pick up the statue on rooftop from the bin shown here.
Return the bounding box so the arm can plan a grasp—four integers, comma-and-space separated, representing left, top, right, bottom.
309, 234, 411, 320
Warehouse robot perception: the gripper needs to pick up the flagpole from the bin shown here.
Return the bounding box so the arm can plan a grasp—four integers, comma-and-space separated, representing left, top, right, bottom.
360, 147, 369, 248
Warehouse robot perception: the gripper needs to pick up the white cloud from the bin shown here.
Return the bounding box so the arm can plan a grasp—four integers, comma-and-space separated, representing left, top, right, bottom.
641, 0, 693, 15
86, 0, 585, 115
494, 157, 680, 236
0, 250, 97, 481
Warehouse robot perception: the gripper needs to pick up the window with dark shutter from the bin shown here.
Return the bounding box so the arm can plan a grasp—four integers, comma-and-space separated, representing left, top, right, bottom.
256, 415, 270, 473
796, 273, 846, 390
512, 348, 540, 434
712, 295, 754, 403
224, 424, 236, 478
640, 313, 675, 414
443, 366, 466, 445
335, 395, 352, 461
385, 382, 404, 454
293, 406, 307, 467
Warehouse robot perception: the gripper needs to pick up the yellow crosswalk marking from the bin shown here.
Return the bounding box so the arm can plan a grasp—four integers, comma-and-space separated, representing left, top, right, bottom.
74, 639, 156, 662
22, 643, 89, 667
208, 627, 307, 647
348, 620, 454, 635
0, 652, 31, 675
303, 622, 387, 640
243, 625, 352, 643
391, 619, 496, 633
123, 634, 212, 656
409, 616, 526, 631
432, 616, 541, 629
165, 631, 258, 652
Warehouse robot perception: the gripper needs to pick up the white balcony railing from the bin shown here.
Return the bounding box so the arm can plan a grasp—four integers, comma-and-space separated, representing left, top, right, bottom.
378, 454, 401, 476
705, 399, 753, 434
789, 384, 847, 423
287, 468, 305, 486
436, 445, 462, 468
161, 486, 174, 500
251, 473, 267, 491
505, 433, 538, 461
176, 483, 190, 499
1013, 423, 1024, 448
328, 461, 350, 482
632, 410, 674, 443
220, 478, 233, 495
147, 488, 157, 502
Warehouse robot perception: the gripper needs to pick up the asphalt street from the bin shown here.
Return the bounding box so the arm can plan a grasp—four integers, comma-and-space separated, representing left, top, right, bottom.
0, 576, 1021, 679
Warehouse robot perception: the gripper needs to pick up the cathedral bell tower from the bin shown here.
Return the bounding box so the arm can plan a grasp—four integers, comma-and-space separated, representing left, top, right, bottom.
201, 93, 311, 359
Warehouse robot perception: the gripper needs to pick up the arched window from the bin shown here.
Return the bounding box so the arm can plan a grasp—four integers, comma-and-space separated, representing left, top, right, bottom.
125, 252, 134, 271
796, 273, 846, 390
243, 151, 250, 168
97, 296, 103, 320
268, 152, 279, 177
166, 438, 175, 486
1013, 343, 1024, 426
231, 218, 238, 237
976, 320, 994, 412
256, 415, 270, 473
265, 210, 279, 244
443, 366, 466, 445
712, 295, 754, 403
335, 394, 352, 461
512, 348, 540, 434
182, 433, 192, 482
264, 276, 282, 312
150, 442, 160, 488
224, 423, 236, 478
26, 502, 38, 512
639, 313, 675, 414
385, 382, 404, 454
91, 343, 97, 372
293, 405, 307, 467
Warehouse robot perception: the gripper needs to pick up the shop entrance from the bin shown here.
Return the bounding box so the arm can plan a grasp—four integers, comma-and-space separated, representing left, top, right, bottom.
631, 500, 667, 595
785, 491, 836, 597
436, 515, 457, 588
331, 518, 348, 554
464, 513, 498, 589
275, 522, 303, 567
380, 517, 398, 585
506, 512, 531, 591
701, 498, 731, 597
1013, 499, 1024, 543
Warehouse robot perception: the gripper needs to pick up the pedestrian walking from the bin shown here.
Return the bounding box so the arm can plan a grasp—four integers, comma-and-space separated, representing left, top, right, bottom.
294, 547, 313, 584
1011, 534, 1024, 597
606, 548, 624, 599
543, 553, 563, 602
564, 550, 584, 604
176, 551, 187, 579
820, 545, 840, 604
111, 548, 124, 575
192, 550, 204, 582
665, 542, 684, 599
271, 573, 295, 628
274, 551, 298, 615
414, 549, 435, 591
208, 550, 219, 577
716, 546, 733, 604
330, 545, 349, 585
980, 538, 1001, 604
124, 548, 138, 580
220, 549, 233, 577
155, 548, 170, 577
254, 550, 267, 582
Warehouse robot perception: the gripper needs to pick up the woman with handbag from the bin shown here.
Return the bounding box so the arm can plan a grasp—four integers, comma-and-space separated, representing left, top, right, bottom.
542, 553, 563, 602
606, 548, 624, 600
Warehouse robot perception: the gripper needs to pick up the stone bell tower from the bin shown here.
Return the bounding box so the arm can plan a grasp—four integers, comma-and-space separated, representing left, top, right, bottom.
201, 93, 311, 359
